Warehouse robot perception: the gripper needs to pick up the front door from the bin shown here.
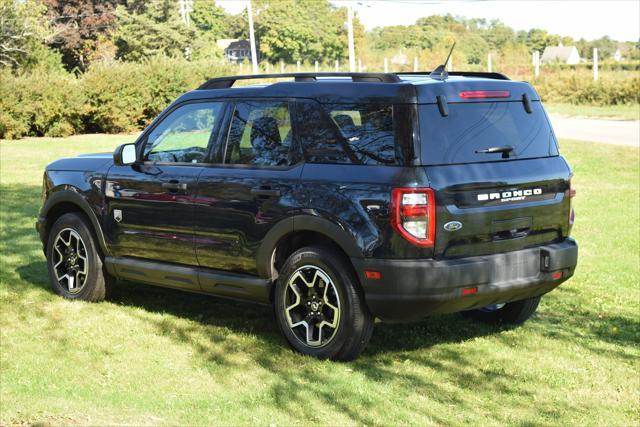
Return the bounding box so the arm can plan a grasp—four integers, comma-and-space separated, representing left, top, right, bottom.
195, 100, 303, 276
105, 101, 226, 267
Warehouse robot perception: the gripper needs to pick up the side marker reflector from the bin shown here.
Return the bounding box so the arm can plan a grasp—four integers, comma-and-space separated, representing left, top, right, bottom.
552, 271, 563, 280
462, 287, 478, 296
365, 271, 382, 280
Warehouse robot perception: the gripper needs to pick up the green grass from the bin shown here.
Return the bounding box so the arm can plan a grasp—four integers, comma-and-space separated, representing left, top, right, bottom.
545, 103, 640, 121
1, 135, 639, 426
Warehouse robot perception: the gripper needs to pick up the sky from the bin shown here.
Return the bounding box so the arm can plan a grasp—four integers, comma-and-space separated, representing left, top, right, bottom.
216, 0, 640, 42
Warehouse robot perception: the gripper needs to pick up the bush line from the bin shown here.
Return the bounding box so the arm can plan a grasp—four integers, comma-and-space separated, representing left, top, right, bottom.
1, 58, 638, 139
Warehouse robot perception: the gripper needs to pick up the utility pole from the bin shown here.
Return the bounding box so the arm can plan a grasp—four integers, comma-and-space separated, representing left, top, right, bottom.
347, 4, 355, 72
179, 0, 186, 25
247, 0, 259, 74
179, 0, 192, 26
593, 48, 599, 81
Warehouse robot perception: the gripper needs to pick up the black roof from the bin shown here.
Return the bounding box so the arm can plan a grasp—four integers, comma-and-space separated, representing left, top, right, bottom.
176, 72, 539, 105
226, 40, 251, 51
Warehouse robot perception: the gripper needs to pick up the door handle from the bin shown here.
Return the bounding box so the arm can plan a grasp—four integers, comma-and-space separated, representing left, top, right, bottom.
162, 181, 188, 192
250, 187, 281, 197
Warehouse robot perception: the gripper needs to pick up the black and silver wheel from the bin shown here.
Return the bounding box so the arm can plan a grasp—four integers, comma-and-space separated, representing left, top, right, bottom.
461, 296, 541, 324
51, 228, 89, 294
275, 246, 373, 361
283, 265, 341, 348
46, 212, 109, 301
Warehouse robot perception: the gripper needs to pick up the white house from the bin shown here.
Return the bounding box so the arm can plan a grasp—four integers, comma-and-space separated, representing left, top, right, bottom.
613, 48, 623, 62
391, 52, 407, 66
541, 45, 581, 65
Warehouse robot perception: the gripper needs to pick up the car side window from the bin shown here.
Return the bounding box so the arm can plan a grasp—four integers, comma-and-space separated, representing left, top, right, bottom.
144, 102, 224, 164
294, 100, 406, 165
224, 101, 298, 167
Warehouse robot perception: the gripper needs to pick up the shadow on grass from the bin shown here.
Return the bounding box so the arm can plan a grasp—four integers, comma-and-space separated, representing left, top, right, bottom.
4, 181, 638, 423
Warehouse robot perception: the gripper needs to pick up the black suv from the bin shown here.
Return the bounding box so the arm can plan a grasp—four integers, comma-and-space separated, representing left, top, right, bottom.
37, 71, 578, 360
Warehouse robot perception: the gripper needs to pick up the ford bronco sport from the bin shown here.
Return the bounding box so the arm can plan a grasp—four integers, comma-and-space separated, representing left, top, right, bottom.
37, 70, 578, 360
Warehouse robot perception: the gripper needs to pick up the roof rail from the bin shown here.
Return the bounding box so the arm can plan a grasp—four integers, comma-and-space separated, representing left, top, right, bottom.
198, 72, 402, 90
396, 71, 510, 81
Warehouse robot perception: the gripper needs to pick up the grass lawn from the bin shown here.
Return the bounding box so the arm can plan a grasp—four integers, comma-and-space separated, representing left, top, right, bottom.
545, 103, 640, 121
1, 135, 639, 426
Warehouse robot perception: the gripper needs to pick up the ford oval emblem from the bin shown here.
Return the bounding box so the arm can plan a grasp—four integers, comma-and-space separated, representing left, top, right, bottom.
444, 221, 462, 231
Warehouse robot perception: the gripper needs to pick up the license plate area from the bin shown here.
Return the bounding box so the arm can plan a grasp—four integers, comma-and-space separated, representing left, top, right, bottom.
490, 249, 540, 283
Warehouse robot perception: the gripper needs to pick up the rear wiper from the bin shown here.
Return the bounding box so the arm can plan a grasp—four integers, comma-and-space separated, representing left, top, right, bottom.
475, 145, 514, 159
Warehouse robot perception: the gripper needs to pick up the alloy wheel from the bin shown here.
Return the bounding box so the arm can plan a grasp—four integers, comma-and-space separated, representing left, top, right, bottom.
283, 265, 341, 348
52, 228, 88, 294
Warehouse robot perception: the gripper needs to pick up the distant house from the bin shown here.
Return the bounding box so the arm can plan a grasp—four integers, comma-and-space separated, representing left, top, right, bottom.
541, 45, 581, 65
391, 52, 407, 66
613, 48, 623, 62
223, 39, 252, 63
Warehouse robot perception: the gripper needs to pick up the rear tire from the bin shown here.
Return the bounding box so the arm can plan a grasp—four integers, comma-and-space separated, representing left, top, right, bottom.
46, 212, 110, 302
274, 246, 374, 361
461, 296, 541, 324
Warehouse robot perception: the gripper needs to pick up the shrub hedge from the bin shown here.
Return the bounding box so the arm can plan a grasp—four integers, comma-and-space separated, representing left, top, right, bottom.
1, 58, 231, 139
1, 69, 85, 139
534, 74, 640, 106
0, 59, 638, 139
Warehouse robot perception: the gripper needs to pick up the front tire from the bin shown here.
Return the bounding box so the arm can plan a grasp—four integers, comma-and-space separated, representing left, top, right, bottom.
274, 246, 373, 361
461, 296, 541, 324
46, 212, 109, 302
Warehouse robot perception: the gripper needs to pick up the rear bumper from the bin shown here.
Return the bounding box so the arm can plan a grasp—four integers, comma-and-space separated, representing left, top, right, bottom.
352, 238, 578, 322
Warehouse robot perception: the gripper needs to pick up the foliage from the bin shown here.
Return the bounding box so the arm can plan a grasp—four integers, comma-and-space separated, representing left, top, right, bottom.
253, 0, 363, 63
42, 0, 119, 71
0, 58, 232, 138
0, 0, 62, 71
190, 1, 228, 40
534, 74, 640, 105
81, 57, 223, 133
0, 68, 85, 139
113, 0, 194, 61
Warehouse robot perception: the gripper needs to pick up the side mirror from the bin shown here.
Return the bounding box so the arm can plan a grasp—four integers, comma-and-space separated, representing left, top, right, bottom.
114, 143, 138, 166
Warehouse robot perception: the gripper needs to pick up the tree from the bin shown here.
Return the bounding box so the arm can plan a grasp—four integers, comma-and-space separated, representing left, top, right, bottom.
114, 0, 194, 61
190, 1, 227, 39
188, 1, 230, 60
251, 0, 361, 63
525, 28, 560, 53
590, 36, 617, 59
485, 20, 516, 52
42, 0, 120, 71
0, 0, 61, 71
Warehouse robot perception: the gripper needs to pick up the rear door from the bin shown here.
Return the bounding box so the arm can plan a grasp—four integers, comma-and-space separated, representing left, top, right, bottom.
194, 99, 303, 277
419, 100, 573, 258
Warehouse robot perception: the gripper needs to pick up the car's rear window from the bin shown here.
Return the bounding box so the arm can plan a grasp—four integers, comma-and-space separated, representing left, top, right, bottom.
419, 101, 558, 165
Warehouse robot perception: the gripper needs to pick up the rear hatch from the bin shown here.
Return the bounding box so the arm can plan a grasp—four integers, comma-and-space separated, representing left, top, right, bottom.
418, 88, 572, 259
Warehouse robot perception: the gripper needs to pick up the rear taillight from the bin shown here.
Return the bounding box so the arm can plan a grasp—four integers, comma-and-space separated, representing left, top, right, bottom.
459, 90, 510, 99
391, 188, 436, 248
